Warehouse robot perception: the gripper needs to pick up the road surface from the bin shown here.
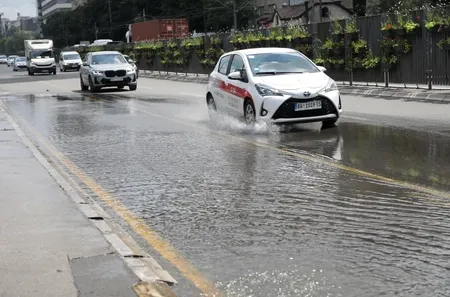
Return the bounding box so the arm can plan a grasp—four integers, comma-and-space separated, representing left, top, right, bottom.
1, 66, 450, 297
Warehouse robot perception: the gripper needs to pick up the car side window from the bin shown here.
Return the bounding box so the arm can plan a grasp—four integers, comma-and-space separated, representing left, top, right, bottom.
229, 55, 245, 73
218, 55, 231, 75
83, 54, 90, 64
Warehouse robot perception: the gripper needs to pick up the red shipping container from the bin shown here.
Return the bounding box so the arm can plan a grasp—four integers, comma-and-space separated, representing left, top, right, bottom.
131, 19, 189, 42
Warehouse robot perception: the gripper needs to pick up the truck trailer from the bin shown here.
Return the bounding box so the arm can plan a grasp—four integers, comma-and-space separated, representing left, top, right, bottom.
24, 39, 56, 75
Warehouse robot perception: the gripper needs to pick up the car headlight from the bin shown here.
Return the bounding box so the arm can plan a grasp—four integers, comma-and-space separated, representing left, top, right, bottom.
92, 70, 103, 75
255, 84, 284, 97
324, 78, 338, 93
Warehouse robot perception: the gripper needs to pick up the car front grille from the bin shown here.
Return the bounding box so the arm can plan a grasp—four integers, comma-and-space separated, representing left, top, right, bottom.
105, 70, 116, 77
271, 96, 337, 120
104, 70, 127, 77
116, 70, 126, 77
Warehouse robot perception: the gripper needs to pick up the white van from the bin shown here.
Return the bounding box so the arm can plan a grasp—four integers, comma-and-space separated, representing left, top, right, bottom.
59, 51, 82, 72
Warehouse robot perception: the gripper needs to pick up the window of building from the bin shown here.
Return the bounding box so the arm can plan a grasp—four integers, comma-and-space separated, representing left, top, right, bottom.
321, 7, 329, 18
289, 0, 302, 6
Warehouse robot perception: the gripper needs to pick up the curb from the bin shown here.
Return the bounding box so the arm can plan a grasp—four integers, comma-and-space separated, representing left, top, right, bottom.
0, 101, 178, 297
138, 71, 450, 103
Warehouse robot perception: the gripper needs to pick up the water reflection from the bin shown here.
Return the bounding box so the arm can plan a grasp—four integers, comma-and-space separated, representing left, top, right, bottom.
274, 122, 450, 189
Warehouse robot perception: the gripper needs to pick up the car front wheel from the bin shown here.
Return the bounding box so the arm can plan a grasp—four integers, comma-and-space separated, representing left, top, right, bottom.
129, 84, 137, 91
207, 95, 217, 119
80, 76, 88, 91
322, 118, 338, 129
89, 76, 99, 92
244, 100, 256, 125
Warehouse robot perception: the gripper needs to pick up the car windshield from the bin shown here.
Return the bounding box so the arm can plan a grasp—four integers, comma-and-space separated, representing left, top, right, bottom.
63, 54, 80, 60
8, 56, 18, 59
31, 50, 53, 59
16, 57, 26, 62
91, 54, 126, 65
246, 52, 319, 75
0, 55, 6, 59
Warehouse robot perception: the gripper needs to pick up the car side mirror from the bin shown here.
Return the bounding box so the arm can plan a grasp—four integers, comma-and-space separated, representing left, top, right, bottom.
128, 60, 134, 64
82, 62, 88, 66
228, 71, 241, 80
317, 66, 327, 72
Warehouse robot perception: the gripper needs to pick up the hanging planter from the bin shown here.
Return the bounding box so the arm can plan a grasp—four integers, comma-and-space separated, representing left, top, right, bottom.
291, 37, 302, 46
395, 28, 406, 37
381, 62, 392, 69
332, 47, 345, 56
300, 36, 312, 44
381, 29, 394, 37
331, 33, 344, 43
344, 31, 359, 41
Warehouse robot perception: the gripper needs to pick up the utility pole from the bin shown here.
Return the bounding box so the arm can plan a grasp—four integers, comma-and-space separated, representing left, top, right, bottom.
94, 22, 98, 39
319, 0, 323, 23
143, 9, 145, 21
0, 13, 3, 38
233, 0, 237, 30
108, 0, 112, 37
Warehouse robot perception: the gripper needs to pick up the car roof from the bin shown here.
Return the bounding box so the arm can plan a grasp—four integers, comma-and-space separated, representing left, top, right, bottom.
226, 47, 298, 56
91, 51, 121, 55
61, 51, 79, 55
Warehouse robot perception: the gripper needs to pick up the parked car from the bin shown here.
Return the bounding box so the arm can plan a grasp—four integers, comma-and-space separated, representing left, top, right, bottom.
7, 55, 18, 67
206, 47, 342, 127
0, 55, 7, 64
80, 51, 137, 92
59, 51, 82, 72
123, 55, 138, 78
13, 56, 27, 71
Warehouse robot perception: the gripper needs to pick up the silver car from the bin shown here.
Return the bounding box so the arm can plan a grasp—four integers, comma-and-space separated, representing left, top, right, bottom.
80, 51, 137, 92
13, 56, 27, 71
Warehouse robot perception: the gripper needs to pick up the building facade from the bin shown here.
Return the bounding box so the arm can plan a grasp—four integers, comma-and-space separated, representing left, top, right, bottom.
37, 0, 72, 19
255, 0, 353, 27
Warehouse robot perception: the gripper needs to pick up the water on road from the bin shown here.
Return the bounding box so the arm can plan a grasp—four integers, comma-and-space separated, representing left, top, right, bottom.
1, 69, 450, 297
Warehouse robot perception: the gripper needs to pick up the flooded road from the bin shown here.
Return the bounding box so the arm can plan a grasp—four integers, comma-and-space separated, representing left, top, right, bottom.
1, 69, 450, 297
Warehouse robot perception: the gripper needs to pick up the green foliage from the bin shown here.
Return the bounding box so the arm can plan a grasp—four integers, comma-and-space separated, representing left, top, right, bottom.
344, 17, 358, 33
331, 19, 343, 34
362, 51, 380, 69
0, 28, 36, 55
352, 39, 367, 53
437, 37, 450, 48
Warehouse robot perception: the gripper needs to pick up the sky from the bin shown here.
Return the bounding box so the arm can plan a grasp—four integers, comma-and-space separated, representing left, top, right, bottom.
0, 0, 36, 20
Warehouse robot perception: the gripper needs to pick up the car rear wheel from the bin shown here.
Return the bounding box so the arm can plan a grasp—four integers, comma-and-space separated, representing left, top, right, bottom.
244, 100, 256, 125
207, 95, 217, 119
129, 84, 137, 91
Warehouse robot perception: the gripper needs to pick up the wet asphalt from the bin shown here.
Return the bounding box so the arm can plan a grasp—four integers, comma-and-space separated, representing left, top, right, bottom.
1, 66, 450, 297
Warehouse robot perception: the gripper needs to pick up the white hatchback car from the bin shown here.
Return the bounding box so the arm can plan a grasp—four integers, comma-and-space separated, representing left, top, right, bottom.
206, 48, 342, 126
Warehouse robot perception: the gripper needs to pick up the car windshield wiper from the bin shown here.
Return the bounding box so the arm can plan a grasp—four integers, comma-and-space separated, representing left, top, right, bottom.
255, 71, 303, 75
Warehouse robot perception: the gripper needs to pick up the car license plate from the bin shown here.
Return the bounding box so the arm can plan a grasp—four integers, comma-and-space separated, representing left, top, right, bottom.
110, 77, 123, 81
295, 100, 322, 111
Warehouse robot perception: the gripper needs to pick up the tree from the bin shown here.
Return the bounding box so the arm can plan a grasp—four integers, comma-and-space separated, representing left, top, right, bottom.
0, 29, 35, 55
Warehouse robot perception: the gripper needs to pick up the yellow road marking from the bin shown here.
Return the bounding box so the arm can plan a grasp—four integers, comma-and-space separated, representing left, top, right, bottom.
3, 104, 221, 297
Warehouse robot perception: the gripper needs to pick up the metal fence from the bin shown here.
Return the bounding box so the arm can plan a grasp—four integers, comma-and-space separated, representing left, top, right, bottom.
72, 9, 450, 88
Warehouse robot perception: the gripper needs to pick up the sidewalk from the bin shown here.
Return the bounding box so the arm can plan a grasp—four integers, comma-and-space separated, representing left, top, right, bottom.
139, 71, 450, 103
0, 105, 176, 297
